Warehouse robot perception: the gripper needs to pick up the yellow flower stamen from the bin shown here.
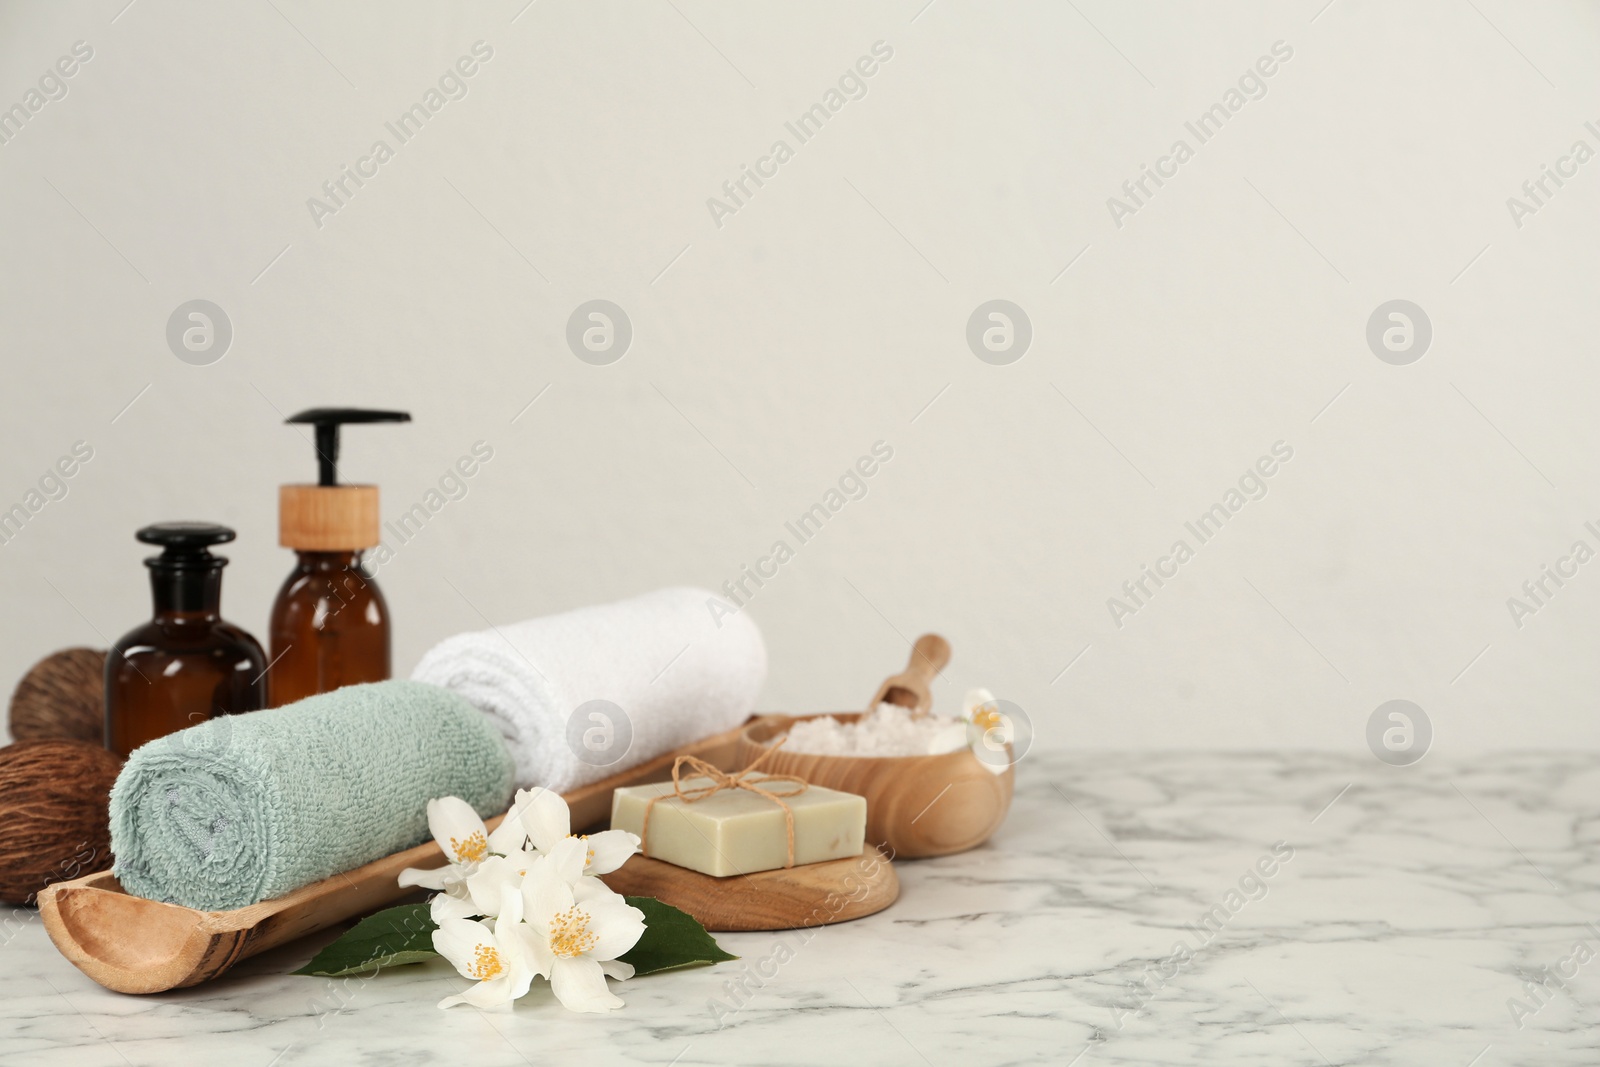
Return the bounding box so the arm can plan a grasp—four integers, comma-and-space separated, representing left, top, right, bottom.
972, 705, 1003, 731
468, 943, 504, 981
569, 833, 597, 868
548, 905, 599, 959
451, 831, 489, 864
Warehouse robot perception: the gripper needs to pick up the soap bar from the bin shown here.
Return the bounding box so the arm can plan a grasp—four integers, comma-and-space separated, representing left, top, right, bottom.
610, 775, 867, 878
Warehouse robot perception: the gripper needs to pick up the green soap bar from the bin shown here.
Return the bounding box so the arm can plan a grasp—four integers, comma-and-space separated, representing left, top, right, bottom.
610, 775, 867, 878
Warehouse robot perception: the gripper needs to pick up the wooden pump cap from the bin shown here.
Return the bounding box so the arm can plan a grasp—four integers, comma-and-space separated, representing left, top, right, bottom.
279, 485, 379, 551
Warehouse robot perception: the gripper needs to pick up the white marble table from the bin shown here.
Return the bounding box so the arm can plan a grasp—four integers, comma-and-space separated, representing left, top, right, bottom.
4, 752, 1598, 1066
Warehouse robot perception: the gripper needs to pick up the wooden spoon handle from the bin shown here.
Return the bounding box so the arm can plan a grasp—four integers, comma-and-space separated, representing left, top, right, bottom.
904, 634, 951, 681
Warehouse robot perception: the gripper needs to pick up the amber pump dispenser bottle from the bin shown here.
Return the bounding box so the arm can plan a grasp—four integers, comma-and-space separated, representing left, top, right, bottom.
105, 523, 268, 758
269, 407, 410, 707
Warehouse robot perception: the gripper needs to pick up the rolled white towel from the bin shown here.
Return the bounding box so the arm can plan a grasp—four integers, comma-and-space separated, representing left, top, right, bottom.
411, 587, 766, 792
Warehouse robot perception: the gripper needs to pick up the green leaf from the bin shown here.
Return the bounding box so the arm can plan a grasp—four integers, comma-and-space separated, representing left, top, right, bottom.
290, 895, 735, 980
619, 896, 738, 976
292, 903, 440, 978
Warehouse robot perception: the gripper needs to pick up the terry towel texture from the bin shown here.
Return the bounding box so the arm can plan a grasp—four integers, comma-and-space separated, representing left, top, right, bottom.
411, 586, 766, 793
109, 680, 514, 910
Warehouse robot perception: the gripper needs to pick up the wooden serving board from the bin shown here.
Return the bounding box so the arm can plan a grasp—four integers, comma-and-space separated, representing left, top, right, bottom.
600, 850, 897, 932
36, 722, 749, 994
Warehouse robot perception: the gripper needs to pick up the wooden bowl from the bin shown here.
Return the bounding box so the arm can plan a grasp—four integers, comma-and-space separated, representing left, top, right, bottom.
736, 713, 1013, 859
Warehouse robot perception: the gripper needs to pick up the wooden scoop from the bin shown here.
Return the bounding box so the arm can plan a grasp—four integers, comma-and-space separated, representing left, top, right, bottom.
868, 633, 951, 717
37, 722, 749, 994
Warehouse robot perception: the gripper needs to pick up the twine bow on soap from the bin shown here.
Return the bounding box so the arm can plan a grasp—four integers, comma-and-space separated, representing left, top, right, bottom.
640, 740, 810, 869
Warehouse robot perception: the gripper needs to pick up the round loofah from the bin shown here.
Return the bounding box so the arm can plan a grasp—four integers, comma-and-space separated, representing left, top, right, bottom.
8, 648, 106, 744
0, 740, 121, 905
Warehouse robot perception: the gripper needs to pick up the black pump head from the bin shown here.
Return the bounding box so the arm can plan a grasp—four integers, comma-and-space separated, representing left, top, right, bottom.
286, 408, 411, 487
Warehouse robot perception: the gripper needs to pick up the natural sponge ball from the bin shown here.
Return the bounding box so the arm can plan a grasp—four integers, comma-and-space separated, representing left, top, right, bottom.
0, 740, 121, 905
8, 648, 106, 744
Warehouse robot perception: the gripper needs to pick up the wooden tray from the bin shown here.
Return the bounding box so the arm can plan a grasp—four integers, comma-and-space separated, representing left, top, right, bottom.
600, 850, 897, 932
37, 722, 748, 994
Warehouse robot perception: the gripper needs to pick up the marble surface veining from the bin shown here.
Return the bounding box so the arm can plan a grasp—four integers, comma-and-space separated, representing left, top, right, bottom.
4, 751, 1599, 1066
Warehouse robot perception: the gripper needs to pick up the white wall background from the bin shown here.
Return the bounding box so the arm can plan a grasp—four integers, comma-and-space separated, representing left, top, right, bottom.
2, 0, 1598, 754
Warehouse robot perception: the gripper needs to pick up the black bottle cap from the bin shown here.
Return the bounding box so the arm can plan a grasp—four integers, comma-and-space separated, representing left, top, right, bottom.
286, 408, 411, 487
137, 522, 234, 569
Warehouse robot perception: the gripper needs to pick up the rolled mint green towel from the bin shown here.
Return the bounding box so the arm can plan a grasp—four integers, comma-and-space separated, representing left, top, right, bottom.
109, 680, 514, 911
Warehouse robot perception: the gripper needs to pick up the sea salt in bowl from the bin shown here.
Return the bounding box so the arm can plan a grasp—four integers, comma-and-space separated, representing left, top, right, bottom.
736, 712, 1014, 859
781, 703, 968, 758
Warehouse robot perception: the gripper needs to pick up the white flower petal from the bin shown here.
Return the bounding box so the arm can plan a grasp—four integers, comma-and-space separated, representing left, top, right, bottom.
514, 920, 556, 979
398, 863, 454, 891
963, 687, 996, 719
428, 797, 492, 865
487, 791, 537, 855
517, 787, 571, 853
547, 835, 589, 883
487, 823, 529, 856
430, 891, 480, 924
432, 918, 495, 978
581, 830, 639, 875
464, 856, 523, 919
578, 896, 647, 962
598, 958, 634, 982
438, 975, 513, 1011
550, 957, 624, 1013
498, 935, 536, 1003
571, 875, 619, 905
525, 853, 576, 928
498, 878, 524, 928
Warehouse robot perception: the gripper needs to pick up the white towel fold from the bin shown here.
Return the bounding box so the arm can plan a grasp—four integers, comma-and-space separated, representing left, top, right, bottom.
411, 587, 766, 793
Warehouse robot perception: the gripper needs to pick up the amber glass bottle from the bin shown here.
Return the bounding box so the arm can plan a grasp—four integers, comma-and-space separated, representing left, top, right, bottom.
268, 407, 408, 707
268, 550, 389, 706
105, 523, 268, 758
